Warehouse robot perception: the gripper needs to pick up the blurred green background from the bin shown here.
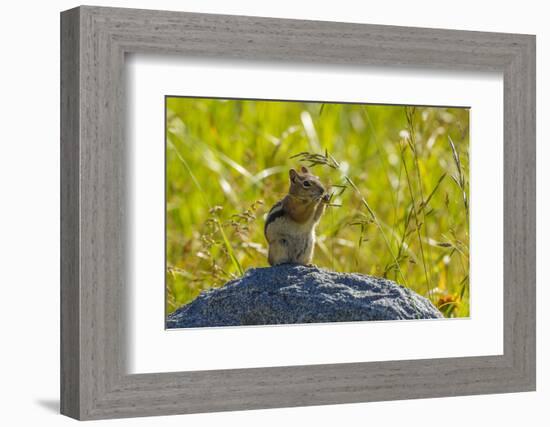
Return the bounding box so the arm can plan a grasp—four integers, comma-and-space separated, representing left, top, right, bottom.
166, 97, 470, 318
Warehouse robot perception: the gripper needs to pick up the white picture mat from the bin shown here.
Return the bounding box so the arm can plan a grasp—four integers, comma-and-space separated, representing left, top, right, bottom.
126, 54, 503, 374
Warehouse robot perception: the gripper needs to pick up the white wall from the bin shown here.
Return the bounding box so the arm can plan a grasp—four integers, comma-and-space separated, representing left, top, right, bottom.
0, 0, 546, 425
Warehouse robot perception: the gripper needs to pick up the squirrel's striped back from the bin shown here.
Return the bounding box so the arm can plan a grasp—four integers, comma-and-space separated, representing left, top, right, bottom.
264, 200, 285, 237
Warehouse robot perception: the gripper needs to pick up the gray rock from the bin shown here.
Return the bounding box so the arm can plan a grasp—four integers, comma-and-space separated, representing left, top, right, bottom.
167, 264, 443, 328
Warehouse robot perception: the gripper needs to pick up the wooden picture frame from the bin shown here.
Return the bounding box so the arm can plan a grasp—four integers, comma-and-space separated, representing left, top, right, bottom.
60, 5, 536, 420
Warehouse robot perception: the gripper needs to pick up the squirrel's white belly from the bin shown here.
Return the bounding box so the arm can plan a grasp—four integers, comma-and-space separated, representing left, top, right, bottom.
266, 217, 316, 266
286, 218, 316, 235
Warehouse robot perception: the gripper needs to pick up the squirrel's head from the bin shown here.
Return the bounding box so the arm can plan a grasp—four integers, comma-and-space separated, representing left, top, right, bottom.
288, 166, 326, 201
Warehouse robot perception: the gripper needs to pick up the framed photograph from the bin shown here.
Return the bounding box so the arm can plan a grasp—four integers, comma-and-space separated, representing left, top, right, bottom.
61, 5, 536, 420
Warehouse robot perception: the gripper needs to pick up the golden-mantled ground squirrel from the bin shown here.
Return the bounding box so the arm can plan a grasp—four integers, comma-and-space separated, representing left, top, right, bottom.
264, 167, 330, 266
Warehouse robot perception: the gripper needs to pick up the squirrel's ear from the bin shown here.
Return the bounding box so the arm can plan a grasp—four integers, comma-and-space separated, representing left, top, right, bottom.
301, 166, 309, 174
289, 168, 298, 182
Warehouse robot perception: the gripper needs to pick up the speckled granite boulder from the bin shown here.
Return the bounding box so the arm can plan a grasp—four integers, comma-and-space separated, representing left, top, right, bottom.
167, 264, 443, 328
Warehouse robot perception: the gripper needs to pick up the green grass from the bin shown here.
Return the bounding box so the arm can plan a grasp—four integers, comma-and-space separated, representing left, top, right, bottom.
166, 98, 470, 318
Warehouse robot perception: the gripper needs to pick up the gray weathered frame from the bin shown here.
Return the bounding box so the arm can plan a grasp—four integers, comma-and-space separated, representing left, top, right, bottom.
60, 5, 536, 420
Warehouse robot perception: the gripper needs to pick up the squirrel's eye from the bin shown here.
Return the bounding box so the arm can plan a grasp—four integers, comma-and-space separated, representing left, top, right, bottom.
303, 180, 311, 187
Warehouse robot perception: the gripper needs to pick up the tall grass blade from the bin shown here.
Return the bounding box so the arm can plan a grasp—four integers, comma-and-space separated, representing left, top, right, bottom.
167, 136, 244, 276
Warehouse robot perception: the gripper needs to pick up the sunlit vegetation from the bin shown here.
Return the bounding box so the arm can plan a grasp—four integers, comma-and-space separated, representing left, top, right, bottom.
166, 97, 470, 318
